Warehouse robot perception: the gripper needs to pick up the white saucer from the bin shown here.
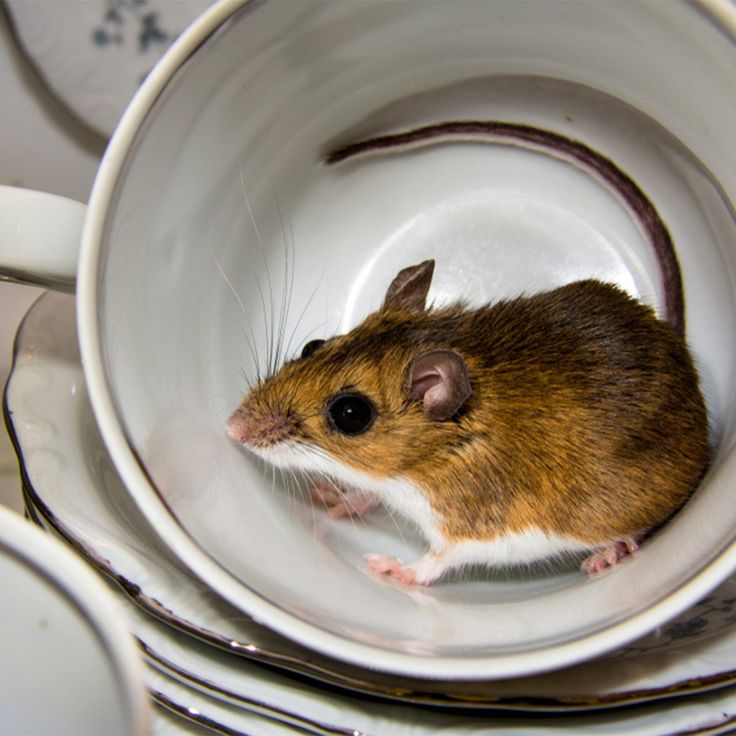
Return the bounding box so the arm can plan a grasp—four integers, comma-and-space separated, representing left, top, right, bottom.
5, 0, 212, 137
7, 291, 736, 734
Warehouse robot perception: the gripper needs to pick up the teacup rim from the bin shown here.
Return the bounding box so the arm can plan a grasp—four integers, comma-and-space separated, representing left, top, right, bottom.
72, 0, 736, 678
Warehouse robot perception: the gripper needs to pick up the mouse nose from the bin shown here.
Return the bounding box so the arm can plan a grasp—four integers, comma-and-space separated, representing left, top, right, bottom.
226, 408, 296, 447
226, 412, 252, 444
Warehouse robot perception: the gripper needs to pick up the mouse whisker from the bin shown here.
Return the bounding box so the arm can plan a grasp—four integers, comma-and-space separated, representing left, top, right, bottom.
282, 270, 327, 363
270, 455, 278, 499
238, 326, 262, 387
207, 220, 262, 385
377, 499, 411, 552
305, 472, 327, 545
237, 364, 253, 394
297, 437, 378, 477
290, 317, 332, 363
238, 161, 279, 378
281, 467, 297, 511
271, 184, 296, 372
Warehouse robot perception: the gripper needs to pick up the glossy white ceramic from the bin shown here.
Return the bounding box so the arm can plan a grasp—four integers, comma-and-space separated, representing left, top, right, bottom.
145, 660, 296, 735
122, 641, 736, 736
0, 187, 84, 289
21, 509, 736, 735
115, 592, 736, 736
2, 0, 736, 678
0, 503, 149, 735
10, 291, 736, 719
151, 706, 215, 736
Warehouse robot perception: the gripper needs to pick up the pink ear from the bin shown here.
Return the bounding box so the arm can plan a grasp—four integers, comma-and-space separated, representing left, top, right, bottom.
408, 350, 471, 421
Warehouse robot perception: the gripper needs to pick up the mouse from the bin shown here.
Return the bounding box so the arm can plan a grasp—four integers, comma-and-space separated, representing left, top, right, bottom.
226, 121, 709, 585
226, 257, 709, 585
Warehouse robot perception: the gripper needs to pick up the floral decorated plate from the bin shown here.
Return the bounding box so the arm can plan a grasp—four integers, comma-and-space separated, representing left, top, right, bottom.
5, 0, 212, 137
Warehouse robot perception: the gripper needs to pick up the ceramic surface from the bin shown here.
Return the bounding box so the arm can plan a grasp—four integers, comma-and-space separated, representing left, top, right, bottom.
24, 501, 736, 736
115, 657, 736, 736
5, 0, 212, 137
21, 503, 736, 736
147, 665, 296, 736
4, 0, 736, 679
0, 503, 148, 735
93, 592, 736, 736
10, 291, 736, 717
151, 706, 216, 736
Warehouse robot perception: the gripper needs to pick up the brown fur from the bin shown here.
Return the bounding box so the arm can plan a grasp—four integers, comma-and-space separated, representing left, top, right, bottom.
232, 277, 710, 547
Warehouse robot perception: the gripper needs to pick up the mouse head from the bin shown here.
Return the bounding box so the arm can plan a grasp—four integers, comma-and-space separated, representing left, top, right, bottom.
226, 260, 473, 482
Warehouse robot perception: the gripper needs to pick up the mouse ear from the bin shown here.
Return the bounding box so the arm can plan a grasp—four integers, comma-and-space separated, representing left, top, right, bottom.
382, 260, 435, 312
408, 349, 471, 421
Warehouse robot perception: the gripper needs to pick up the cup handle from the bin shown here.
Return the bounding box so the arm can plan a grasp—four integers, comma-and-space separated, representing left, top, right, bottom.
0, 185, 86, 292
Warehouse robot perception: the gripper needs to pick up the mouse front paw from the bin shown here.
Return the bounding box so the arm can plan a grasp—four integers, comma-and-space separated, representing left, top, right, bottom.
309, 480, 378, 519
581, 537, 640, 576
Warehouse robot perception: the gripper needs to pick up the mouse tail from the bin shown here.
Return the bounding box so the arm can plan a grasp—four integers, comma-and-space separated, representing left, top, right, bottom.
324, 121, 685, 335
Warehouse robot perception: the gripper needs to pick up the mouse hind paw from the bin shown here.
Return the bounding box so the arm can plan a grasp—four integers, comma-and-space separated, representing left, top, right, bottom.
363, 550, 450, 587
581, 536, 640, 576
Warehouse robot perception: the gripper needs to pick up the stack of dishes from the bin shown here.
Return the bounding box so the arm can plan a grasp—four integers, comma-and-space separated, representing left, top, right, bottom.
7, 290, 736, 734
4, 2, 736, 733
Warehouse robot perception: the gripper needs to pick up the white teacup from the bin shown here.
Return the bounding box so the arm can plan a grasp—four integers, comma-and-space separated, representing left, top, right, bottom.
2, 0, 736, 679
0, 505, 149, 733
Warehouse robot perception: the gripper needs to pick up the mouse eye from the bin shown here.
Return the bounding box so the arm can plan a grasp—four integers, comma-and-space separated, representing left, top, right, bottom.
326, 393, 376, 435
301, 339, 325, 359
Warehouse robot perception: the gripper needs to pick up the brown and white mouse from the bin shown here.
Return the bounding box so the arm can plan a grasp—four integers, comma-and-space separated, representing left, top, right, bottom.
226, 123, 710, 586
227, 258, 709, 585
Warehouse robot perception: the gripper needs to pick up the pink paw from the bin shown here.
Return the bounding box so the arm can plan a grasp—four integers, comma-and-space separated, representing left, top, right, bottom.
309, 480, 377, 519
364, 554, 421, 587
582, 537, 640, 576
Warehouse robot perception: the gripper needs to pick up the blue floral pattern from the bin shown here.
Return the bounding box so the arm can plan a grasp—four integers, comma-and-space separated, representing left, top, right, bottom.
608, 591, 736, 660
92, 0, 170, 54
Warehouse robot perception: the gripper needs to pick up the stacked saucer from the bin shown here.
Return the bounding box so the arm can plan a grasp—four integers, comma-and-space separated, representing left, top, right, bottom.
5, 0, 212, 138
7, 290, 736, 734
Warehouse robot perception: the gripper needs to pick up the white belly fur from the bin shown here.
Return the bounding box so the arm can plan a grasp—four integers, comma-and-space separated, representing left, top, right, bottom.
433, 529, 594, 570
250, 441, 594, 565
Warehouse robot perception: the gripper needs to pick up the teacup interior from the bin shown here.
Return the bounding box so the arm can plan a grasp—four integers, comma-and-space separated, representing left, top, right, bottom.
96, 1, 736, 671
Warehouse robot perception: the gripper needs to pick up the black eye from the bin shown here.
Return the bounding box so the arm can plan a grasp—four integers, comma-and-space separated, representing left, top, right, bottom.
326, 393, 376, 435
301, 339, 325, 359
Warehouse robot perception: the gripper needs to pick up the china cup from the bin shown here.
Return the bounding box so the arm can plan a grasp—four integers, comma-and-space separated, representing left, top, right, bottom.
2, 0, 736, 679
